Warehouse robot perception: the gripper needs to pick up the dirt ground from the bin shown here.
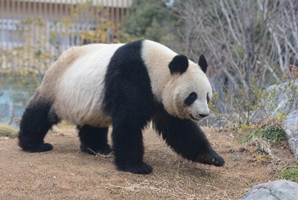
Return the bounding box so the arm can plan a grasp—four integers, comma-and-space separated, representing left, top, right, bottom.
0, 124, 296, 200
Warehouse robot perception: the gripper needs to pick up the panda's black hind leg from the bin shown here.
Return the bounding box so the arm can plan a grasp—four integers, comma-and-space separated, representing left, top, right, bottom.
78, 125, 112, 155
18, 99, 60, 152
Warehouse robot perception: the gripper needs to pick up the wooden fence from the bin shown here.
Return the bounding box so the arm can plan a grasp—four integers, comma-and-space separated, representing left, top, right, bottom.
0, 0, 132, 76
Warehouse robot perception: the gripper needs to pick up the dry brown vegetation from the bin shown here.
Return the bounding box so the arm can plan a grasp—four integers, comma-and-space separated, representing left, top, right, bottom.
0, 124, 296, 200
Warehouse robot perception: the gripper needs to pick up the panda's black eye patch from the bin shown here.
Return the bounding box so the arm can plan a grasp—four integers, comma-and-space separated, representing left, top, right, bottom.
184, 92, 197, 106
207, 93, 210, 103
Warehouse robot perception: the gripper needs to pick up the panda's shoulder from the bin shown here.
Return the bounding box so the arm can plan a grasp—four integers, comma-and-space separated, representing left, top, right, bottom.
110, 39, 170, 56
141, 40, 176, 58
112, 40, 144, 55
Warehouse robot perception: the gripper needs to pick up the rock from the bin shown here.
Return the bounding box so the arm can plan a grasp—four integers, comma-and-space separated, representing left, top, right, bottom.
252, 80, 298, 121
239, 180, 298, 200
249, 80, 298, 160
267, 80, 298, 115
283, 110, 298, 159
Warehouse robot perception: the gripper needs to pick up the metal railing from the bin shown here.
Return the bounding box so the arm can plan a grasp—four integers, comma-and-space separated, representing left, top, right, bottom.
0, 0, 131, 76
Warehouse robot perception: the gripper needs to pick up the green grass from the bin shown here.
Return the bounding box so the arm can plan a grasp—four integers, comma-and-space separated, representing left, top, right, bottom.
279, 163, 298, 183
0, 123, 18, 138
242, 124, 285, 143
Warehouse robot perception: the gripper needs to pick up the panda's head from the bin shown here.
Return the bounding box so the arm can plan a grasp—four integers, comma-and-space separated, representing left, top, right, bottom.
162, 54, 212, 121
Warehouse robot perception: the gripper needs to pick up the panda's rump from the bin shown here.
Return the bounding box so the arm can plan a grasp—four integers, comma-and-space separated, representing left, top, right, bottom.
53, 44, 123, 126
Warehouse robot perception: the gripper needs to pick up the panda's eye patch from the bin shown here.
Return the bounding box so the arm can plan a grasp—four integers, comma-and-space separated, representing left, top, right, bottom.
184, 92, 197, 106
207, 93, 210, 103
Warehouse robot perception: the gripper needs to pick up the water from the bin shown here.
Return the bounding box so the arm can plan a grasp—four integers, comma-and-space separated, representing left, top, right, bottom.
0, 77, 42, 127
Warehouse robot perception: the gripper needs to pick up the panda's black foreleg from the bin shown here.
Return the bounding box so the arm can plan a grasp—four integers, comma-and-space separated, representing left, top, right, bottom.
77, 125, 112, 155
18, 99, 60, 152
152, 110, 225, 167
112, 121, 152, 174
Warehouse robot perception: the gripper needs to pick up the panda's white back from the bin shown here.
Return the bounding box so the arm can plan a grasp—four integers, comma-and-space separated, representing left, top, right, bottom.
39, 39, 209, 127
53, 43, 124, 126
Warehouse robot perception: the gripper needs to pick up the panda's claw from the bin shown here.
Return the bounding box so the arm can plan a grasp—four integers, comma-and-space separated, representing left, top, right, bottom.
196, 151, 225, 167
97, 147, 113, 155
81, 145, 112, 155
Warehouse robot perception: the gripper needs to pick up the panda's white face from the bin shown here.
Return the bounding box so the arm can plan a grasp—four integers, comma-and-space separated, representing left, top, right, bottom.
161, 61, 212, 121
141, 40, 212, 121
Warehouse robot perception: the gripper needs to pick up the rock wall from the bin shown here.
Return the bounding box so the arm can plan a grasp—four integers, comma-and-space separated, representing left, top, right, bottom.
283, 110, 298, 159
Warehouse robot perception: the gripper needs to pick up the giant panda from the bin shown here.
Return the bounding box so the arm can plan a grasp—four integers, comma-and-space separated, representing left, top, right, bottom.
18, 39, 225, 174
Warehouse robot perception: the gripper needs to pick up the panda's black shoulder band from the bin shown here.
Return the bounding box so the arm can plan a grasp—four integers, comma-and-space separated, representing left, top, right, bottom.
169, 55, 189, 75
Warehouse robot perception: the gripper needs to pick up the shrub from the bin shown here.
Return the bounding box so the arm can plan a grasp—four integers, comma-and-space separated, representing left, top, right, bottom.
279, 163, 298, 183
242, 118, 286, 143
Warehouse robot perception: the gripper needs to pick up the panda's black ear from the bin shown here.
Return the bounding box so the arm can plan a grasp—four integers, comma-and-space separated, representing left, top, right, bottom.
169, 55, 189, 75
198, 54, 208, 73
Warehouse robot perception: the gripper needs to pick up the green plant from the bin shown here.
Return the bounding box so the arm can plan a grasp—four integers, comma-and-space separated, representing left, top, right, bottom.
0, 123, 18, 138
213, 77, 298, 131
279, 163, 298, 183
242, 119, 286, 143
208, 92, 219, 116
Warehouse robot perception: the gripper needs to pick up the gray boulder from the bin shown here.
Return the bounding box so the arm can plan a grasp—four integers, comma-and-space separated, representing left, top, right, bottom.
250, 80, 298, 159
252, 80, 298, 121
240, 180, 298, 200
283, 110, 298, 159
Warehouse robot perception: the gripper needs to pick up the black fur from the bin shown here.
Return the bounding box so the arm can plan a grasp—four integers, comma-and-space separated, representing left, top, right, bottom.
103, 40, 156, 174
169, 55, 189, 74
18, 39, 224, 174
184, 92, 197, 106
77, 125, 112, 155
152, 108, 225, 166
199, 54, 208, 73
18, 97, 60, 152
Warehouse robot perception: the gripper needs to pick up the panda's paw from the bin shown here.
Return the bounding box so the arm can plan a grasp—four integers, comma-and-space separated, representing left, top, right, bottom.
118, 162, 153, 174
196, 151, 225, 167
97, 147, 113, 155
21, 143, 53, 152
81, 145, 112, 155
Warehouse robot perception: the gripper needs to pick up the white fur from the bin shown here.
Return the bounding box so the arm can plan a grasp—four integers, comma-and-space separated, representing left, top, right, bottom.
141, 40, 212, 121
179, 68, 212, 120
50, 40, 211, 125
141, 40, 177, 102
54, 43, 124, 126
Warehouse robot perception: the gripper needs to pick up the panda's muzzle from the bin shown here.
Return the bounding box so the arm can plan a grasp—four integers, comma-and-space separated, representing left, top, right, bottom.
189, 114, 208, 121
189, 114, 200, 121
199, 114, 208, 118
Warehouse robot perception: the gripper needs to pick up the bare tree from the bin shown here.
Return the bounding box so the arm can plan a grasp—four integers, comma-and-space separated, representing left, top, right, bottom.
166, 0, 298, 87
163, 0, 298, 124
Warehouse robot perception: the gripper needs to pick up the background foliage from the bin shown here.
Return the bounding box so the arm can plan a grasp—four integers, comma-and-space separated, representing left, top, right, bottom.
0, 1, 131, 76
124, 0, 298, 126
1, 0, 298, 126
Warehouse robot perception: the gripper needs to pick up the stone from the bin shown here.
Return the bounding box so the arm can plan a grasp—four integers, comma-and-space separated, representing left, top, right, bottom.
283, 110, 298, 159
239, 180, 298, 200
248, 80, 298, 160
252, 80, 298, 121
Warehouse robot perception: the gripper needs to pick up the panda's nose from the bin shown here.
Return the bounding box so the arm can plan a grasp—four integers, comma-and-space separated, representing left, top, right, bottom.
199, 114, 208, 118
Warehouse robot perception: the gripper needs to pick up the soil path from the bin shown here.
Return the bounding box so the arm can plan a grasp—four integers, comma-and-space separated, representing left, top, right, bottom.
0, 125, 294, 200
